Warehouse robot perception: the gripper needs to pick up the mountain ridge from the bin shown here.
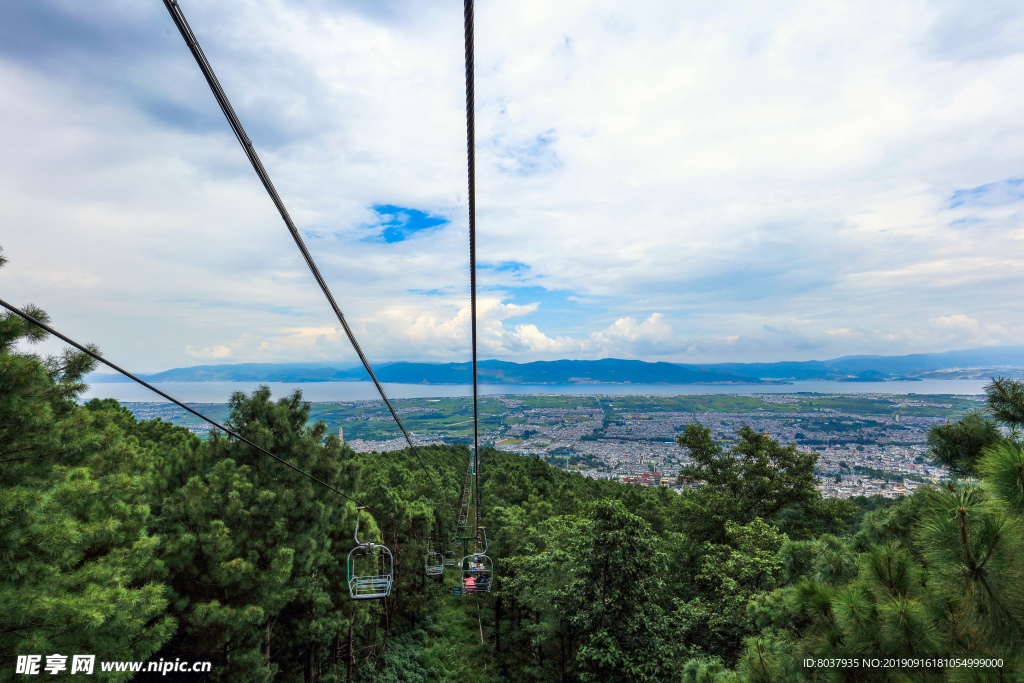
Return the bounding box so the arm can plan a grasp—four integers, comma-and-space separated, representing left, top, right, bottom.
86, 345, 1024, 384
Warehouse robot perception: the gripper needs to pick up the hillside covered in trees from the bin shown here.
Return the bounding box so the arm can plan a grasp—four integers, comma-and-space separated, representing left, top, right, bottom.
3, 303, 1024, 681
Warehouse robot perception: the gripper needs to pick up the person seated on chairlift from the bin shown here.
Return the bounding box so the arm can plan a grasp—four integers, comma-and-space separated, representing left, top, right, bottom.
464, 575, 476, 591
477, 574, 488, 588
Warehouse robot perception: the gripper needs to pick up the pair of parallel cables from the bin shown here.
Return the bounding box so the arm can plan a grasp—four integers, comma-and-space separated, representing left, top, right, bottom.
1, 0, 483, 528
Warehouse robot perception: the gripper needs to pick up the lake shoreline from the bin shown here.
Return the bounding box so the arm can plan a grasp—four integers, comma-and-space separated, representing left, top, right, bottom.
81, 379, 991, 403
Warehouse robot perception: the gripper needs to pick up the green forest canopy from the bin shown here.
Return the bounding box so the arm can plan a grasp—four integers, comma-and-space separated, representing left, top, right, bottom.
2, 300, 1023, 682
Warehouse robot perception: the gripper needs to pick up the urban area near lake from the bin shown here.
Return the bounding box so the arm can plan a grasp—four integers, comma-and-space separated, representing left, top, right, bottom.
121, 391, 978, 501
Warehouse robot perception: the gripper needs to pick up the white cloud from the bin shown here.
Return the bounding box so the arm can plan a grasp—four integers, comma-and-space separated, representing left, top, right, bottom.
358, 298, 590, 358
594, 313, 673, 344
924, 314, 1023, 348
929, 314, 981, 333
185, 344, 233, 359
587, 313, 684, 357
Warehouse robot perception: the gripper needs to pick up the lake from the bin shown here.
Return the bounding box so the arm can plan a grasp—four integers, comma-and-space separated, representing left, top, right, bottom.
81, 379, 991, 403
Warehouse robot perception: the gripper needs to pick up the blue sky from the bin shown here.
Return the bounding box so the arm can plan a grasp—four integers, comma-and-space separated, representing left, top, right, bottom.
363, 204, 449, 243
949, 177, 1024, 209
1, 0, 1024, 371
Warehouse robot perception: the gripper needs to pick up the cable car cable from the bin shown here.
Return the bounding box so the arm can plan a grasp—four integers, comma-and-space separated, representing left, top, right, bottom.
160, 0, 447, 503
0, 298, 398, 526
463, 0, 482, 533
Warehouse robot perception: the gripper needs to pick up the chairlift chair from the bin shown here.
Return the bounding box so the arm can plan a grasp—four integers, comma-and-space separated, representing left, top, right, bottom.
347, 508, 394, 600
425, 551, 445, 577
425, 536, 444, 577
460, 528, 493, 594
460, 553, 493, 593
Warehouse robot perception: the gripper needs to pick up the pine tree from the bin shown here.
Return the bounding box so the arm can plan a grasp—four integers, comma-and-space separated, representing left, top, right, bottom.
926, 412, 1001, 478
567, 500, 671, 682
149, 387, 364, 682
0, 296, 174, 679
672, 519, 790, 664
722, 378, 1024, 682
674, 424, 852, 543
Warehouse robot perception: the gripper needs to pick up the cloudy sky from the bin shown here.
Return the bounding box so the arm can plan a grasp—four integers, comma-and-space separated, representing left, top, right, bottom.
2, 0, 1023, 372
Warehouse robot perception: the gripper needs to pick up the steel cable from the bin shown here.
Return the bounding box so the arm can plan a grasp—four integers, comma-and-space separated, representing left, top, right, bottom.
463, 0, 482, 537
161, 0, 449, 504
0, 298, 398, 525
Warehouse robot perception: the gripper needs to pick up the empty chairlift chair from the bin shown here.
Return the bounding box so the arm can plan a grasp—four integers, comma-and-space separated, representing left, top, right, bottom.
425, 537, 444, 578
347, 508, 394, 600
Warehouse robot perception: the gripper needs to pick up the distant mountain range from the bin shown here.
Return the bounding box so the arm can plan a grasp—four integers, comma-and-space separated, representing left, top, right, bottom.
87, 346, 1024, 385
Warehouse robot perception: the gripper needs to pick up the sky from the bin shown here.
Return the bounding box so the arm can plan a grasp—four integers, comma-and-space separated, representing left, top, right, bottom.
1, 0, 1023, 372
